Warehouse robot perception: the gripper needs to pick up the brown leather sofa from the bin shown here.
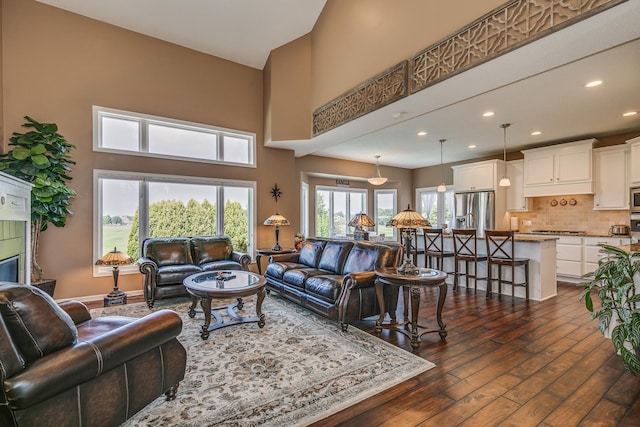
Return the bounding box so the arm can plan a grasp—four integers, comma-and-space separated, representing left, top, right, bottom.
139, 235, 251, 308
264, 238, 402, 331
0, 282, 186, 427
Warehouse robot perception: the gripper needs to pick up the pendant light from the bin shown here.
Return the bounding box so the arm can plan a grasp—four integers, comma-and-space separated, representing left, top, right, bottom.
499, 123, 511, 187
368, 155, 388, 186
437, 139, 446, 192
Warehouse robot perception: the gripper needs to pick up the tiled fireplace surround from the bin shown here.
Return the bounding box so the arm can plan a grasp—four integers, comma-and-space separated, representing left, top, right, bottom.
0, 221, 26, 282
511, 194, 629, 235
0, 172, 31, 284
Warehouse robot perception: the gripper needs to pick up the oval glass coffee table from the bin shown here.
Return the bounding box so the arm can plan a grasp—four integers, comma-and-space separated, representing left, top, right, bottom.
183, 271, 266, 340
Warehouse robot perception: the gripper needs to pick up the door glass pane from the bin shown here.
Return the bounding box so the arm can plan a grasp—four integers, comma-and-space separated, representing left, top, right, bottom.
332, 192, 347, 236
148, 182, 218, 238
148, 124, 217, 160
316, 190, 330, 237
101, 179, 139, 260
101, 116, 139, 151
376, 192, 395, 238
223, 187, 250, 253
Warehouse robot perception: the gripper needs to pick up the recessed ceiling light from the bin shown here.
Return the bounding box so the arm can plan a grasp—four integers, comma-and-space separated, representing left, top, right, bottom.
623, 111, 638, 117
482, 112, 495, 117
585, 80, 602, 88
531, 131, 542, 136
417, 131, 427, 136
468, 144, 477, 149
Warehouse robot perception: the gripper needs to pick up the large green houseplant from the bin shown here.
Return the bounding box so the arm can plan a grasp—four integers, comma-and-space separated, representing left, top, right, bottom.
0, 116, 76, 283
579, 245, 640, 375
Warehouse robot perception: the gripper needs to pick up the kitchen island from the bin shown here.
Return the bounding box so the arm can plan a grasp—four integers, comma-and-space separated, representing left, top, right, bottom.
437, 234, 558, 301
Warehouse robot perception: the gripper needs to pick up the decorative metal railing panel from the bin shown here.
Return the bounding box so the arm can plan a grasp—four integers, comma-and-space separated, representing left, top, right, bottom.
311, 0, 624, 137
312, 61, 407, 136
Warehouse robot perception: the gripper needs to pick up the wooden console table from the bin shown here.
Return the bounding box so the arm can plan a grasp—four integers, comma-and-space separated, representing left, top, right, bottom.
375, 267, 448, 349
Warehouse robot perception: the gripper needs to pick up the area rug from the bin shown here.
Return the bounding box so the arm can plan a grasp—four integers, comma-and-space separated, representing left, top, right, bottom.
91, 295, 435, 426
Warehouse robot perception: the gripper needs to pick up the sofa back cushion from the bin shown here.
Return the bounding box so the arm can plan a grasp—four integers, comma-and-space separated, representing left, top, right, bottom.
318, 241, 354, 274
192, 236, 232, 265
298, 239, 327, 268
0, 283, 77, 365
143, 237, 194, 267
0, 311, 25, 378
343, 242, 398, 275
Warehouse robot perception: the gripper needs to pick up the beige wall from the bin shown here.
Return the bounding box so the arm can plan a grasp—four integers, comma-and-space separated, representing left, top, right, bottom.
310, 0, 504, 108
1, 0, 297, 299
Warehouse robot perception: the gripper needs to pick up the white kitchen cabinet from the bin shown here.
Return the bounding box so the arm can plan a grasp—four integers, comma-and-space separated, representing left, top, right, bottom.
556, 236, 583, 277
505, 160, 528, 211
627, 136, 640, 185
583, 236, 627, 274
593, 145, 628, 210
452, 159, 500, 192
522, 139, 594, 197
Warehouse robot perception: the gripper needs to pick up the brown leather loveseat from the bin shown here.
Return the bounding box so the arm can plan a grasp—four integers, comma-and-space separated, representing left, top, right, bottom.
265, 237, 402, 331
0, 282, 186, 427
139, 235, 251, 308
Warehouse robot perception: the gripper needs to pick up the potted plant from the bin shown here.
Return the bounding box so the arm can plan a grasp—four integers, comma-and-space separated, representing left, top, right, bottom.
0, 116, 76, 294
579, 245, 640, 375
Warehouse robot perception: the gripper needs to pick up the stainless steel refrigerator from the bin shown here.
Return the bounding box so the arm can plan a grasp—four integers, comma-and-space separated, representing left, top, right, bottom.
454, 191, 495, 237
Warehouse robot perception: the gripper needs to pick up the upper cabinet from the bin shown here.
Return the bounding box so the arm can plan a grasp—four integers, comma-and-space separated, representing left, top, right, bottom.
452, 159, 501, 192
522, 139, 594, 197
627, 136, 640, 185
505, 160, 528, 211
593, 145, 628, 210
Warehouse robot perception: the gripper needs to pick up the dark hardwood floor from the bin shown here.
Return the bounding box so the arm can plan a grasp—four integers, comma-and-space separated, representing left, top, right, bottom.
310, 281, 640, 427
85, 280, 639, 426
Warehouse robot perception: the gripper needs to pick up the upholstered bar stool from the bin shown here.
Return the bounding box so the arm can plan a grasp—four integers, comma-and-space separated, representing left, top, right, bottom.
423, 228, 454, 271
452, 229, 487, 292
484, 230, 530, 301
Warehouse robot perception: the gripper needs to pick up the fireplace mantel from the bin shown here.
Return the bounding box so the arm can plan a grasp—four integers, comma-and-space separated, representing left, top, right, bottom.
0, 171, 32, 284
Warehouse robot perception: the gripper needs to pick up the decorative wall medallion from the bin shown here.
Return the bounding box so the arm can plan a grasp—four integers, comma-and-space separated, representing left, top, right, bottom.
271, 184, 282, 202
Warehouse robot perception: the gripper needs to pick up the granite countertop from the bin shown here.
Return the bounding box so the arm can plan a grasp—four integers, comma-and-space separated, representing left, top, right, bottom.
443, 234, 557, 242
616, 244, 640, 253
518, 231, 632, 238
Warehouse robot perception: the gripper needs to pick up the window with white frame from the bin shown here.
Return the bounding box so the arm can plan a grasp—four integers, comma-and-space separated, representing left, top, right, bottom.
374, 189, 397, 240
315, 186, 367, 237
93, 106, 256, 166
94, 170, 255, 273
416, 187, 455, 230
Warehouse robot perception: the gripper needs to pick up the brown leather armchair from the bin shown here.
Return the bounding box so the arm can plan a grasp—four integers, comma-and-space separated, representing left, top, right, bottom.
0, 282, 186, 427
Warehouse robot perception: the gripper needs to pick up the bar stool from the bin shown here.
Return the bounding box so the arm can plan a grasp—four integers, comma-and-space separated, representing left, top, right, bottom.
452, 229, 487, 292
423, 228, 454, 271
484, 230, 530, 301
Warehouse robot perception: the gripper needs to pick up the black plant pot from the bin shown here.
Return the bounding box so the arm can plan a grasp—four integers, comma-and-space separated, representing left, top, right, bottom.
32, 279, 57, 297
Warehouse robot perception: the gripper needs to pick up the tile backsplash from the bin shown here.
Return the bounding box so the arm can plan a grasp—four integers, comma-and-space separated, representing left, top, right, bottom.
509, 194, 629, 235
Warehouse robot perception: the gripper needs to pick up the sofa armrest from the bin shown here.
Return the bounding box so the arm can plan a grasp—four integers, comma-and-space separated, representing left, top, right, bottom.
231, 251, 251, 271
138, 256, 159, 275
4, 310, 183, 409
269, 253, 300, 263
58, 300, 91, 325
343, 271, 377, 290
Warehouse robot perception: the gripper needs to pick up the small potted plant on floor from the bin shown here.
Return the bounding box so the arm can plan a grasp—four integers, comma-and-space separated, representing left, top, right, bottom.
579, 244, 640, 375
0, 116, 76, 295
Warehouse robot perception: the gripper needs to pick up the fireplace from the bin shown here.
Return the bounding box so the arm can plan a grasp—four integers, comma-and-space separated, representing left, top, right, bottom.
0, 171, 32, 284
0, 256, 19, 283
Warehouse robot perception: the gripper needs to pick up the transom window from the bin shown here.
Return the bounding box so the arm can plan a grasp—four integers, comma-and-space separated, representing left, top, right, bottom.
93, 106, 255, 166
94, 170, 255, 274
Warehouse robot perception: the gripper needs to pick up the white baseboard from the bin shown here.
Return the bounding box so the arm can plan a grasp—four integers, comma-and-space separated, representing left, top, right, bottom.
55, 289, 144, 304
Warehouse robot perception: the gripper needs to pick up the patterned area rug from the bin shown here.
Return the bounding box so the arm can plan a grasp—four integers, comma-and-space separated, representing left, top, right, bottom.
91, 295, 435, 426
